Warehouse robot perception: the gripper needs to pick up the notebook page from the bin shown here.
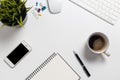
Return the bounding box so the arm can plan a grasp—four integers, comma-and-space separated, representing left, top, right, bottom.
30, 54, 80, 80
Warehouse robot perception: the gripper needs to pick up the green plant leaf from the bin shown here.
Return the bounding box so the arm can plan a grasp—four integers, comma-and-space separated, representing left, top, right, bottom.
0, 0, 31, 27
15, 17, 23, 27
26, 7, 32, 12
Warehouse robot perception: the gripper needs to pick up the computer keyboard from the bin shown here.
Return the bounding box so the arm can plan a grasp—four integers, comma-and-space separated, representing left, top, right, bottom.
69, 0, 120, 25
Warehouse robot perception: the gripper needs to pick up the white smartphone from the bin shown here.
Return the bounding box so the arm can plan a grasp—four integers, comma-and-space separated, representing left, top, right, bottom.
4, 41, 32, 68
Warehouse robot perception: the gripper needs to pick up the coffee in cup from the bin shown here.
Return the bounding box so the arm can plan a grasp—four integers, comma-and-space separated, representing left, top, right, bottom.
87, 32, 110, 56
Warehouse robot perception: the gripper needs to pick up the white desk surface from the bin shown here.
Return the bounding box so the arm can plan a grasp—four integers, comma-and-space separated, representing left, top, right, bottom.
0, 0, 120, 80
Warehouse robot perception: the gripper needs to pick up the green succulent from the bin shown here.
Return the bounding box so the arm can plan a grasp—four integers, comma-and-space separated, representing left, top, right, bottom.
0, 0, 31, 27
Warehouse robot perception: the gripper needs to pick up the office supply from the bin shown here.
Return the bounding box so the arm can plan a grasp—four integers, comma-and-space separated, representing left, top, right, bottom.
69, 0, 120, 25
32, 1, 47, 18
26, 53, 80, 80
38, 13, 42, 16
73, 51, 91, 77
37, 8, 41, 13
47, 0, 63, 14
36, 2, 38, 6
41, 6, 47, 11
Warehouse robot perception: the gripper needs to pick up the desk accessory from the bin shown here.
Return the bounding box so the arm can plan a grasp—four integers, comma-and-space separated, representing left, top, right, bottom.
32, 1, 47, 19
87, 32, 110, 56
26, 53, 80, 80
0, 0, 31, 27
69, 0, 120, 25
47, 0, 63, 14
35, 2, 47, 15
73, 51, 91, 77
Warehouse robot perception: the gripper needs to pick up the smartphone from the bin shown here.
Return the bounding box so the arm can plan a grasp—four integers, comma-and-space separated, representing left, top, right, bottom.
4, 41, 32, 68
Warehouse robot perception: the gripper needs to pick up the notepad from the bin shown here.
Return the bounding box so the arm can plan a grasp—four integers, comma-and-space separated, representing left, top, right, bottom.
26, 53, 80, 80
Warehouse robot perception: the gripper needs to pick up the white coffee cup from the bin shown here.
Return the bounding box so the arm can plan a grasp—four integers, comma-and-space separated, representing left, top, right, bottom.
87, 32, 110, 56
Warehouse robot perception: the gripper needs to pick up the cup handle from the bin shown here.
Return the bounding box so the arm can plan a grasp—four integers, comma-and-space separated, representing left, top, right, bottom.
103, 51, 110, 56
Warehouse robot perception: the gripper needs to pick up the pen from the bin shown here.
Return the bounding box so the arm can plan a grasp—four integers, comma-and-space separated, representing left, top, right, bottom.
73, 51, 91, 77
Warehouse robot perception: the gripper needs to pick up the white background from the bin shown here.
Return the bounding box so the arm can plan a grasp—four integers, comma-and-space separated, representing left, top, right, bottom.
0, 0, 120, 80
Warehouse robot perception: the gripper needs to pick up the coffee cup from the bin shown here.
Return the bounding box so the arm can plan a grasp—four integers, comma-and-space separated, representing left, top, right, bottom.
87, 32, 110, 56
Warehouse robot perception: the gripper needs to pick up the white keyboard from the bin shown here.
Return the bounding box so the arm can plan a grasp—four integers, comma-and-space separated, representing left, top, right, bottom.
69, 0, 120, 25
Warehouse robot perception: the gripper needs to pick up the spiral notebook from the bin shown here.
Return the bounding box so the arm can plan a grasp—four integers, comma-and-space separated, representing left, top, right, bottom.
26, 53, 80, 80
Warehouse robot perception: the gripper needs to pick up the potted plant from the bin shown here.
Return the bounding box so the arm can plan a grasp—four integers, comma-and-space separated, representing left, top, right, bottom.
0, 0, 31, 27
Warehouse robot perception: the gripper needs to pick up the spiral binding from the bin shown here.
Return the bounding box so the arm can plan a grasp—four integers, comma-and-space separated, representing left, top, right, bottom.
26, 53, 57, 80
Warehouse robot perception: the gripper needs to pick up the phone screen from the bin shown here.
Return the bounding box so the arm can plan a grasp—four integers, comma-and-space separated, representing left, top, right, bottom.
7, 43, 29, 65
